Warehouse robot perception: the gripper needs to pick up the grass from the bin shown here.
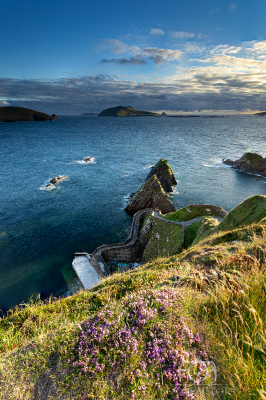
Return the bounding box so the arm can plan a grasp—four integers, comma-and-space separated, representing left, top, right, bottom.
162, 204, 225, 223
1, 195, 266, 399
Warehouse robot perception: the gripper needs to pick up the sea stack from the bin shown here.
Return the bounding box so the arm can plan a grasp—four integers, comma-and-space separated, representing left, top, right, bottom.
125, 159, 177, 214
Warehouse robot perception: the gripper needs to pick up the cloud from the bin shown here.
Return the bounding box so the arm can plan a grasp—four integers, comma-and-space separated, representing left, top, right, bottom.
210, 44, 242, 55
150, 28, 165, 36
0, 100, 11, 106
96, 39, 140, 55
209, 7, 219, 14
229, 4, 237, 11
100, 57, 147, 65
170, 31, 195, 39
142, 47, 182, 61
149, 55, 164, 65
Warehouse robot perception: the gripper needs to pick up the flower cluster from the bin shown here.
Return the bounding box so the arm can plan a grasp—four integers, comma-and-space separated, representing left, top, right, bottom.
65, 288, 212, 399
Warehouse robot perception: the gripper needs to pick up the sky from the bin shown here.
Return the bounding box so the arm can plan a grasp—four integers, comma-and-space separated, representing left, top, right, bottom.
1, 0, 266, 115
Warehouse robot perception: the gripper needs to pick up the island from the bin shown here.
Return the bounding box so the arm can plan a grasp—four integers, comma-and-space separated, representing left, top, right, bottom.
223, 152, 266, 176
254, 111, 266, 117
0, 106, 59, 122
98, 105, 162, 117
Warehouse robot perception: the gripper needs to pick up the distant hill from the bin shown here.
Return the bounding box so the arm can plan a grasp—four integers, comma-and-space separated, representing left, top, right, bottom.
0, 106, 58, 122
98, 106, 162, 117
254, 111, 266, 116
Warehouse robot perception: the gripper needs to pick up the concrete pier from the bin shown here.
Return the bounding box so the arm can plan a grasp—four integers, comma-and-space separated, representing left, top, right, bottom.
72, 253, 100, 290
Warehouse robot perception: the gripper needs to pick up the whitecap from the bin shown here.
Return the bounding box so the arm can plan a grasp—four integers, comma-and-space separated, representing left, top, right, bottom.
170, 188, 179, 195
39, 184, 59, 191
143, 164, 154, 169
202, 158, 225, 168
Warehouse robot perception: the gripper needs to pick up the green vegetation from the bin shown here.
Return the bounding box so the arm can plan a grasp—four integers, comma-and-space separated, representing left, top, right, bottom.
184, 220, 202, 248
0, 106, 57, 122
1, 195, 266, 399
244, 152, 264, 167
98, 105, 162, 117
163, 204, 225, 222
218, 195, 266, 231
141, 215, 183, 261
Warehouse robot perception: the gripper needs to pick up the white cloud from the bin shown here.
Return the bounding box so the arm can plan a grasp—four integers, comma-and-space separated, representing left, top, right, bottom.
150, 28, 165, 36
0, 100, 10, 106
142, 47, 182, 61
96, 39, 140, 55
249, 41, 266, 55
170, 31, 195, 39
211, 44, 242, 55
229, 4, 237, 11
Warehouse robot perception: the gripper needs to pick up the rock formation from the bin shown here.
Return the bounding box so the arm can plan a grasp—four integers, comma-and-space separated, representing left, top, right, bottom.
145, 158, 177, 192
46, 175, 67, 187
84, 156, 92, 162
125, 175, 175, 215
223, 152, 266, 176
98, 105, 162, 117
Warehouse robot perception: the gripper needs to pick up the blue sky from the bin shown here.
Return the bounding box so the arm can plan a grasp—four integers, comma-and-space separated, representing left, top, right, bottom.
1, 0, 266, 114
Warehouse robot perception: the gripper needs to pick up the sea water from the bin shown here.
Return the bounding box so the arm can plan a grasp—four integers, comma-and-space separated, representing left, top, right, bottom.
1, 115, 266, 313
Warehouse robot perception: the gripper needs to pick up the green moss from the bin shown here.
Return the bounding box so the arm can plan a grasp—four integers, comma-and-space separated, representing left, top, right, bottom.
245, 152, 263, 167
142, 216, 183, 261
218, 195, 266, 231
163, 204, 223, 222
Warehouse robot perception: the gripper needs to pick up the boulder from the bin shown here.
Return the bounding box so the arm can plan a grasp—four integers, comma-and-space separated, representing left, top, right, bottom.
125, 175, 175, 215
84, 157, 92, 162
145, 158, 177, 192
223, 152, 266, 176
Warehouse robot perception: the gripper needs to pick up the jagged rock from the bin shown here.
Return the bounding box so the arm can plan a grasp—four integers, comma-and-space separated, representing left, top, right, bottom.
145, 158, 177, 192
84, 156, 92, 162
223, 152, 266, 176
47, 175, 67, 187
125, 175, 175, 215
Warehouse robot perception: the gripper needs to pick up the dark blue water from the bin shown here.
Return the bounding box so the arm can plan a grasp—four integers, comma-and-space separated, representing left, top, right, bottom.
1, 115, 266, 313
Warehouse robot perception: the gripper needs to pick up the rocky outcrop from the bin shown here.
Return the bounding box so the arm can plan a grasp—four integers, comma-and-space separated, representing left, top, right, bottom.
145, 158, 177, 192
98, 106, 162, 117
125, 175, 175, 215
223, 152, 266, 176
84, 156, 92, 162
46, 175, 67, 187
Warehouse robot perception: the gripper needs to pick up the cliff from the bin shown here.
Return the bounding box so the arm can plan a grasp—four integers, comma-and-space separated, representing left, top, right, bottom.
0, 106, 59, 122
223, 152, 266, 176
98, 105, 162, 117
125, 174, 175, 214
1, 195, 266, 398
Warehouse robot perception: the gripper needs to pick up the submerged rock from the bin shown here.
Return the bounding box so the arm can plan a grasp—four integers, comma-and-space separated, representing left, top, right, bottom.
223, 152, 266, 176
145, 158, 177, 192
84, 156, 92, 162
125, 175, 175, 215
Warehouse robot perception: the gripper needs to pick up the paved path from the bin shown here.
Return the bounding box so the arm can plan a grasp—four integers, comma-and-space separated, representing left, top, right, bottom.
72, 254, 100, 289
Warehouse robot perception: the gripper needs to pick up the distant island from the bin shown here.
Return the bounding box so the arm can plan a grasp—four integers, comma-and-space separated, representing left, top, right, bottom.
98, 106, 162, 117
0, 106, 58, 122
254, 111, 266, 117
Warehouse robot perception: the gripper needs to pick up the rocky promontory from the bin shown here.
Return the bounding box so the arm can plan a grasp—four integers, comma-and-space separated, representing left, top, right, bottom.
223, 152, 266, 176
0, 106, 59, 122
145, 158, 177, 192
125, 175, 175, 215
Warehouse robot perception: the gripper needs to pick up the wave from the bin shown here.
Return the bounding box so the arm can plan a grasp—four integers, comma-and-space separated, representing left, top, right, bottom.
202, 158, 226, 168
39, 183, 59, 191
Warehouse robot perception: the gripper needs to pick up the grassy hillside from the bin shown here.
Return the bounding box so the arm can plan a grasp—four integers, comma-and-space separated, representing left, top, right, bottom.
98, 105, 162, 117
0, 106, 58, 122
1, 195, 266, 399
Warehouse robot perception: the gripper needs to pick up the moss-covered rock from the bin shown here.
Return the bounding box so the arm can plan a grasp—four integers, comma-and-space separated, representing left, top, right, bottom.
162, 204, 227, 223
218, 195, 266, 231
191, 217, 220, 246
223, 152, 266, 176
140, 215, 183, 262
145, 158, 177, 192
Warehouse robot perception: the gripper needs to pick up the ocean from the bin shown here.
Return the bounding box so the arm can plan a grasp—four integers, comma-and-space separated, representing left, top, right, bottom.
1, 115, 266, 313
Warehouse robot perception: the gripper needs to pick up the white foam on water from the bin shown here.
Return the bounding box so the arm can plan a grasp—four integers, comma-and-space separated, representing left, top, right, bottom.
143, 164, 154, 169
171, 188, 180, 194
202, 158, 225, 168
39, 183, 59, 191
